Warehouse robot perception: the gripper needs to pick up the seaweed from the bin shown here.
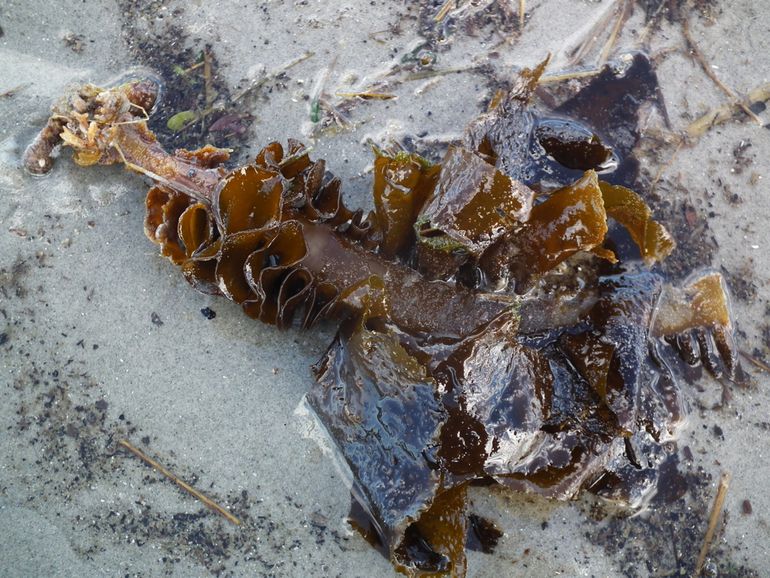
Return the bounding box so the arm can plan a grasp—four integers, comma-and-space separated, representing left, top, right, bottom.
23, 58, 741, 577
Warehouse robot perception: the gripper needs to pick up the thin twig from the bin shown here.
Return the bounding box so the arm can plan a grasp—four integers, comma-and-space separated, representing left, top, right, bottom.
201, 47, 214, 132
694, 471, 731, 576
568, 0, 622, 66
203, 49, 214, 107
334, 91, 397, 100
404, 66, 477, 82
539, 68, 603, 84
414, 77, 442, 96
367, 30, 390, 44
598, 0, 631, 65
686, 82, 770, 139
650, 46, 680, 66
740, 350, 770, 373
519, 0, 526, 29
681, 10, 763, 126
179, 61, 205, 75
118, 439, 242, 526
434, 0, 453, 22
637, 1, 668, 46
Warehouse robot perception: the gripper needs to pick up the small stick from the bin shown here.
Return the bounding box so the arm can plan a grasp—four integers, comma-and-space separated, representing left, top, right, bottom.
118, 439, 242, 526
367, 30, 390, 44
201, 47, 214, 121
637, 0, 668, 46
200, 48, 215, 135
177, 61, 205, 76
740, 350, 770, 373
568, 0, 621, 66
519, 0, 526, 29
686, 82, 770, 139
694, 471, 731, 576
414, 77, 442, 96
434, 0, 453, 22
404, 66, 477, 82
539, 68, 603, 84
334, 91, 397, 100
598, 0, 630, 65
203, 47, 214, 108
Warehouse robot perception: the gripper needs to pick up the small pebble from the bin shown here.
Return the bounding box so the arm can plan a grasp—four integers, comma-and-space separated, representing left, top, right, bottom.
742, 499, 753, 515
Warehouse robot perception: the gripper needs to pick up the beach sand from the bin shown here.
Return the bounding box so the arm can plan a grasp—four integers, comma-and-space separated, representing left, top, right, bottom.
1, 1, 768, 576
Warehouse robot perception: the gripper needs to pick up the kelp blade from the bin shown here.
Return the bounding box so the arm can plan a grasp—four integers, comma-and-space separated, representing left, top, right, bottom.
599, 181, 675, 265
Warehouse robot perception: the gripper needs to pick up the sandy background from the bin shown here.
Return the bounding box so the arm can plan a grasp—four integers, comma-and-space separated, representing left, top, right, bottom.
1, 1, 769, 576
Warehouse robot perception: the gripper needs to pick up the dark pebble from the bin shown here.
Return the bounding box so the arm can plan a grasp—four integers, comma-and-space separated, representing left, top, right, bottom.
742, 499, 753, 515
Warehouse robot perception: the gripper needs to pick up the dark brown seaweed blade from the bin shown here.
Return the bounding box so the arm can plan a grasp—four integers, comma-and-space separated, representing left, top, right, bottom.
560, 273, 677, 435
372, 150, 441, 260
479, 170, 610, 292
599, 181, 675, 265
25, 71, 744, 578
535, 118, 614, 171
652, 273, 741, 380
306, 273, 689, 575
429, 310, 612, 499
308, 313, 528, 576
140, 140, 704, 577
555, 53, 666, 160
507, 273, 686, 503
554, 52, 667, 187
418, 147, 533, 254
415, 146, 534, 280
308, 319, 454, 574
464, 59, 546, 183
464, 54, 666, 190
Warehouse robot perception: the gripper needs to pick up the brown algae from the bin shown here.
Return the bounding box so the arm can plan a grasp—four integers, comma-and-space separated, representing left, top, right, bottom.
23, 58, 742, 577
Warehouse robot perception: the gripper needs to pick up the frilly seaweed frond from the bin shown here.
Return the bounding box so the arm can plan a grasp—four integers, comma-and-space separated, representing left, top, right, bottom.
25, 68, 744, 578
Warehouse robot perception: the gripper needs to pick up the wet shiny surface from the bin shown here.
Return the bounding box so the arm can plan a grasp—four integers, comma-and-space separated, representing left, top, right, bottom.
4, 2, 768, 576
132, 57, 740, 575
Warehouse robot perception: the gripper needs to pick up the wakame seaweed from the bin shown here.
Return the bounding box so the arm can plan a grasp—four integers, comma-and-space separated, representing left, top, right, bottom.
24, 57, 740, 577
